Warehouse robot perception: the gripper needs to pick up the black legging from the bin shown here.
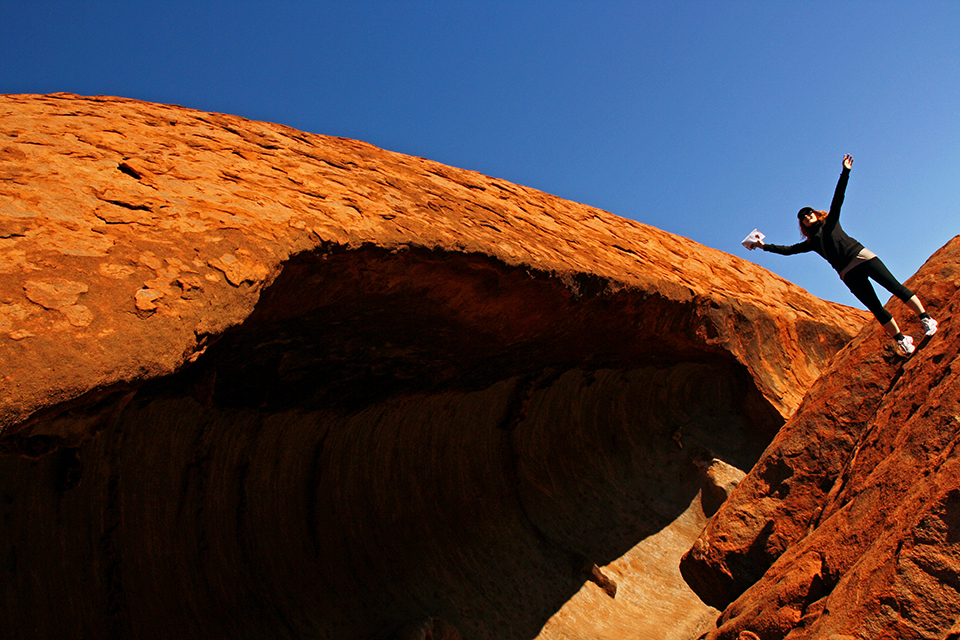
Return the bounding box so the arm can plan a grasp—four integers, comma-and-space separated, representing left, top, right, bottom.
843, 257, 914, 325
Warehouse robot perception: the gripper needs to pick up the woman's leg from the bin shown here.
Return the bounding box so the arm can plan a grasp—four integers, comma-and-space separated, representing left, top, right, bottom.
881, 318, 903, 338
844, 266, 894, 326
862, 257, 926, 314
904, 295, 926, 315
862, 257, 937, 334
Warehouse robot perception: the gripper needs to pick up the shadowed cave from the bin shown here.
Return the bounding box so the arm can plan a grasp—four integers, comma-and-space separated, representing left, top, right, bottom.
0, 246, 782, 639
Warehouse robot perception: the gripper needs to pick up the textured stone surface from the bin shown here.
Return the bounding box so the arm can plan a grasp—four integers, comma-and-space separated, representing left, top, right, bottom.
0, 94, 867, 639
682, 236, 960, 639
0, 94, 864, 443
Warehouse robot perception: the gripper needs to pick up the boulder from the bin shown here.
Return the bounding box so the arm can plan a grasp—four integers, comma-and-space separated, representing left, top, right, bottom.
683, 236, 960, 640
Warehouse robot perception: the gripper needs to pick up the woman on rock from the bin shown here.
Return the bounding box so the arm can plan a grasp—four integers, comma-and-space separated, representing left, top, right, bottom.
748, 154, 937, 355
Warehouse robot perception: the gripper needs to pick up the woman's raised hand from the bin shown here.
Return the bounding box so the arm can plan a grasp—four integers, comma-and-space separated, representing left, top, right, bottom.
843, 154, 854, 170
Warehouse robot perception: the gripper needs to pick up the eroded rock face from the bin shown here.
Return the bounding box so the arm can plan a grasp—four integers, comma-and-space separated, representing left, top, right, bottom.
682, 236, 960, 639
0, 94, 866, 639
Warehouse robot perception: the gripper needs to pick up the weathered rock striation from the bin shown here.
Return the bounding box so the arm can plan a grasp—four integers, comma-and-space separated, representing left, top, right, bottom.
682, 236, 960, 639
0, 94, 866, 639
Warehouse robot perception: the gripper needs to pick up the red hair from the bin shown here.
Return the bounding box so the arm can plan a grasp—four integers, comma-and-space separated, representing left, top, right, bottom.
798, 208, 826, 240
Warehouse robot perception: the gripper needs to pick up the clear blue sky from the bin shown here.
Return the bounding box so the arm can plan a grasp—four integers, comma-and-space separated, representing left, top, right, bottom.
3, 1, 958, 306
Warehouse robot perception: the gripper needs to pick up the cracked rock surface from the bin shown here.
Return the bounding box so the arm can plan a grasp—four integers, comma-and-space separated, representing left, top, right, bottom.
0, 94, 867, 639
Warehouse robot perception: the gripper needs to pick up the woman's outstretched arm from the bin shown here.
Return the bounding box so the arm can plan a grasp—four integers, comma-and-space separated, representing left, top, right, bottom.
761, 240, 814, 255
825, 154, 853, 229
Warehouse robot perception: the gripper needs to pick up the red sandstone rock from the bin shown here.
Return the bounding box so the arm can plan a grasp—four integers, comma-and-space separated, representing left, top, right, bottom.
0, 94, 864, 443
0, 94, 867, 640
683, 236, 960, 639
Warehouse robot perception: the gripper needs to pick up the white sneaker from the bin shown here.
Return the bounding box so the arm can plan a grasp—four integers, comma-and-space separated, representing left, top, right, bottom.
921, 317, 938, 336
896, 335, 915, 355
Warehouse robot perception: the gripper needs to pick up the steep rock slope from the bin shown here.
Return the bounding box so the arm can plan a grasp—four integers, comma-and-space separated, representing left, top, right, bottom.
682, 236, 960, 639
0, 94, 866, 640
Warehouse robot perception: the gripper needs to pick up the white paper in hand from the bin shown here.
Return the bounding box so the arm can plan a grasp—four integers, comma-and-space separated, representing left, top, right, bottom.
741, 229, 765, 250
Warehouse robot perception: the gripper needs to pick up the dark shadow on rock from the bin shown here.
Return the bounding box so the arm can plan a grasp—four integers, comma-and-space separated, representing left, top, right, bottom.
0, 246, 784, 639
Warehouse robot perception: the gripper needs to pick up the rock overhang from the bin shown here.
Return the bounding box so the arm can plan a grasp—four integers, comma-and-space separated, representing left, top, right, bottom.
0, 93, 865, 445
0, 93, 871, 639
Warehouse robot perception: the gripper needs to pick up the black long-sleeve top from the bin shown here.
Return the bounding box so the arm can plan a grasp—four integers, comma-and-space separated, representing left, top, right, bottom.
761, 167, 864, 273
